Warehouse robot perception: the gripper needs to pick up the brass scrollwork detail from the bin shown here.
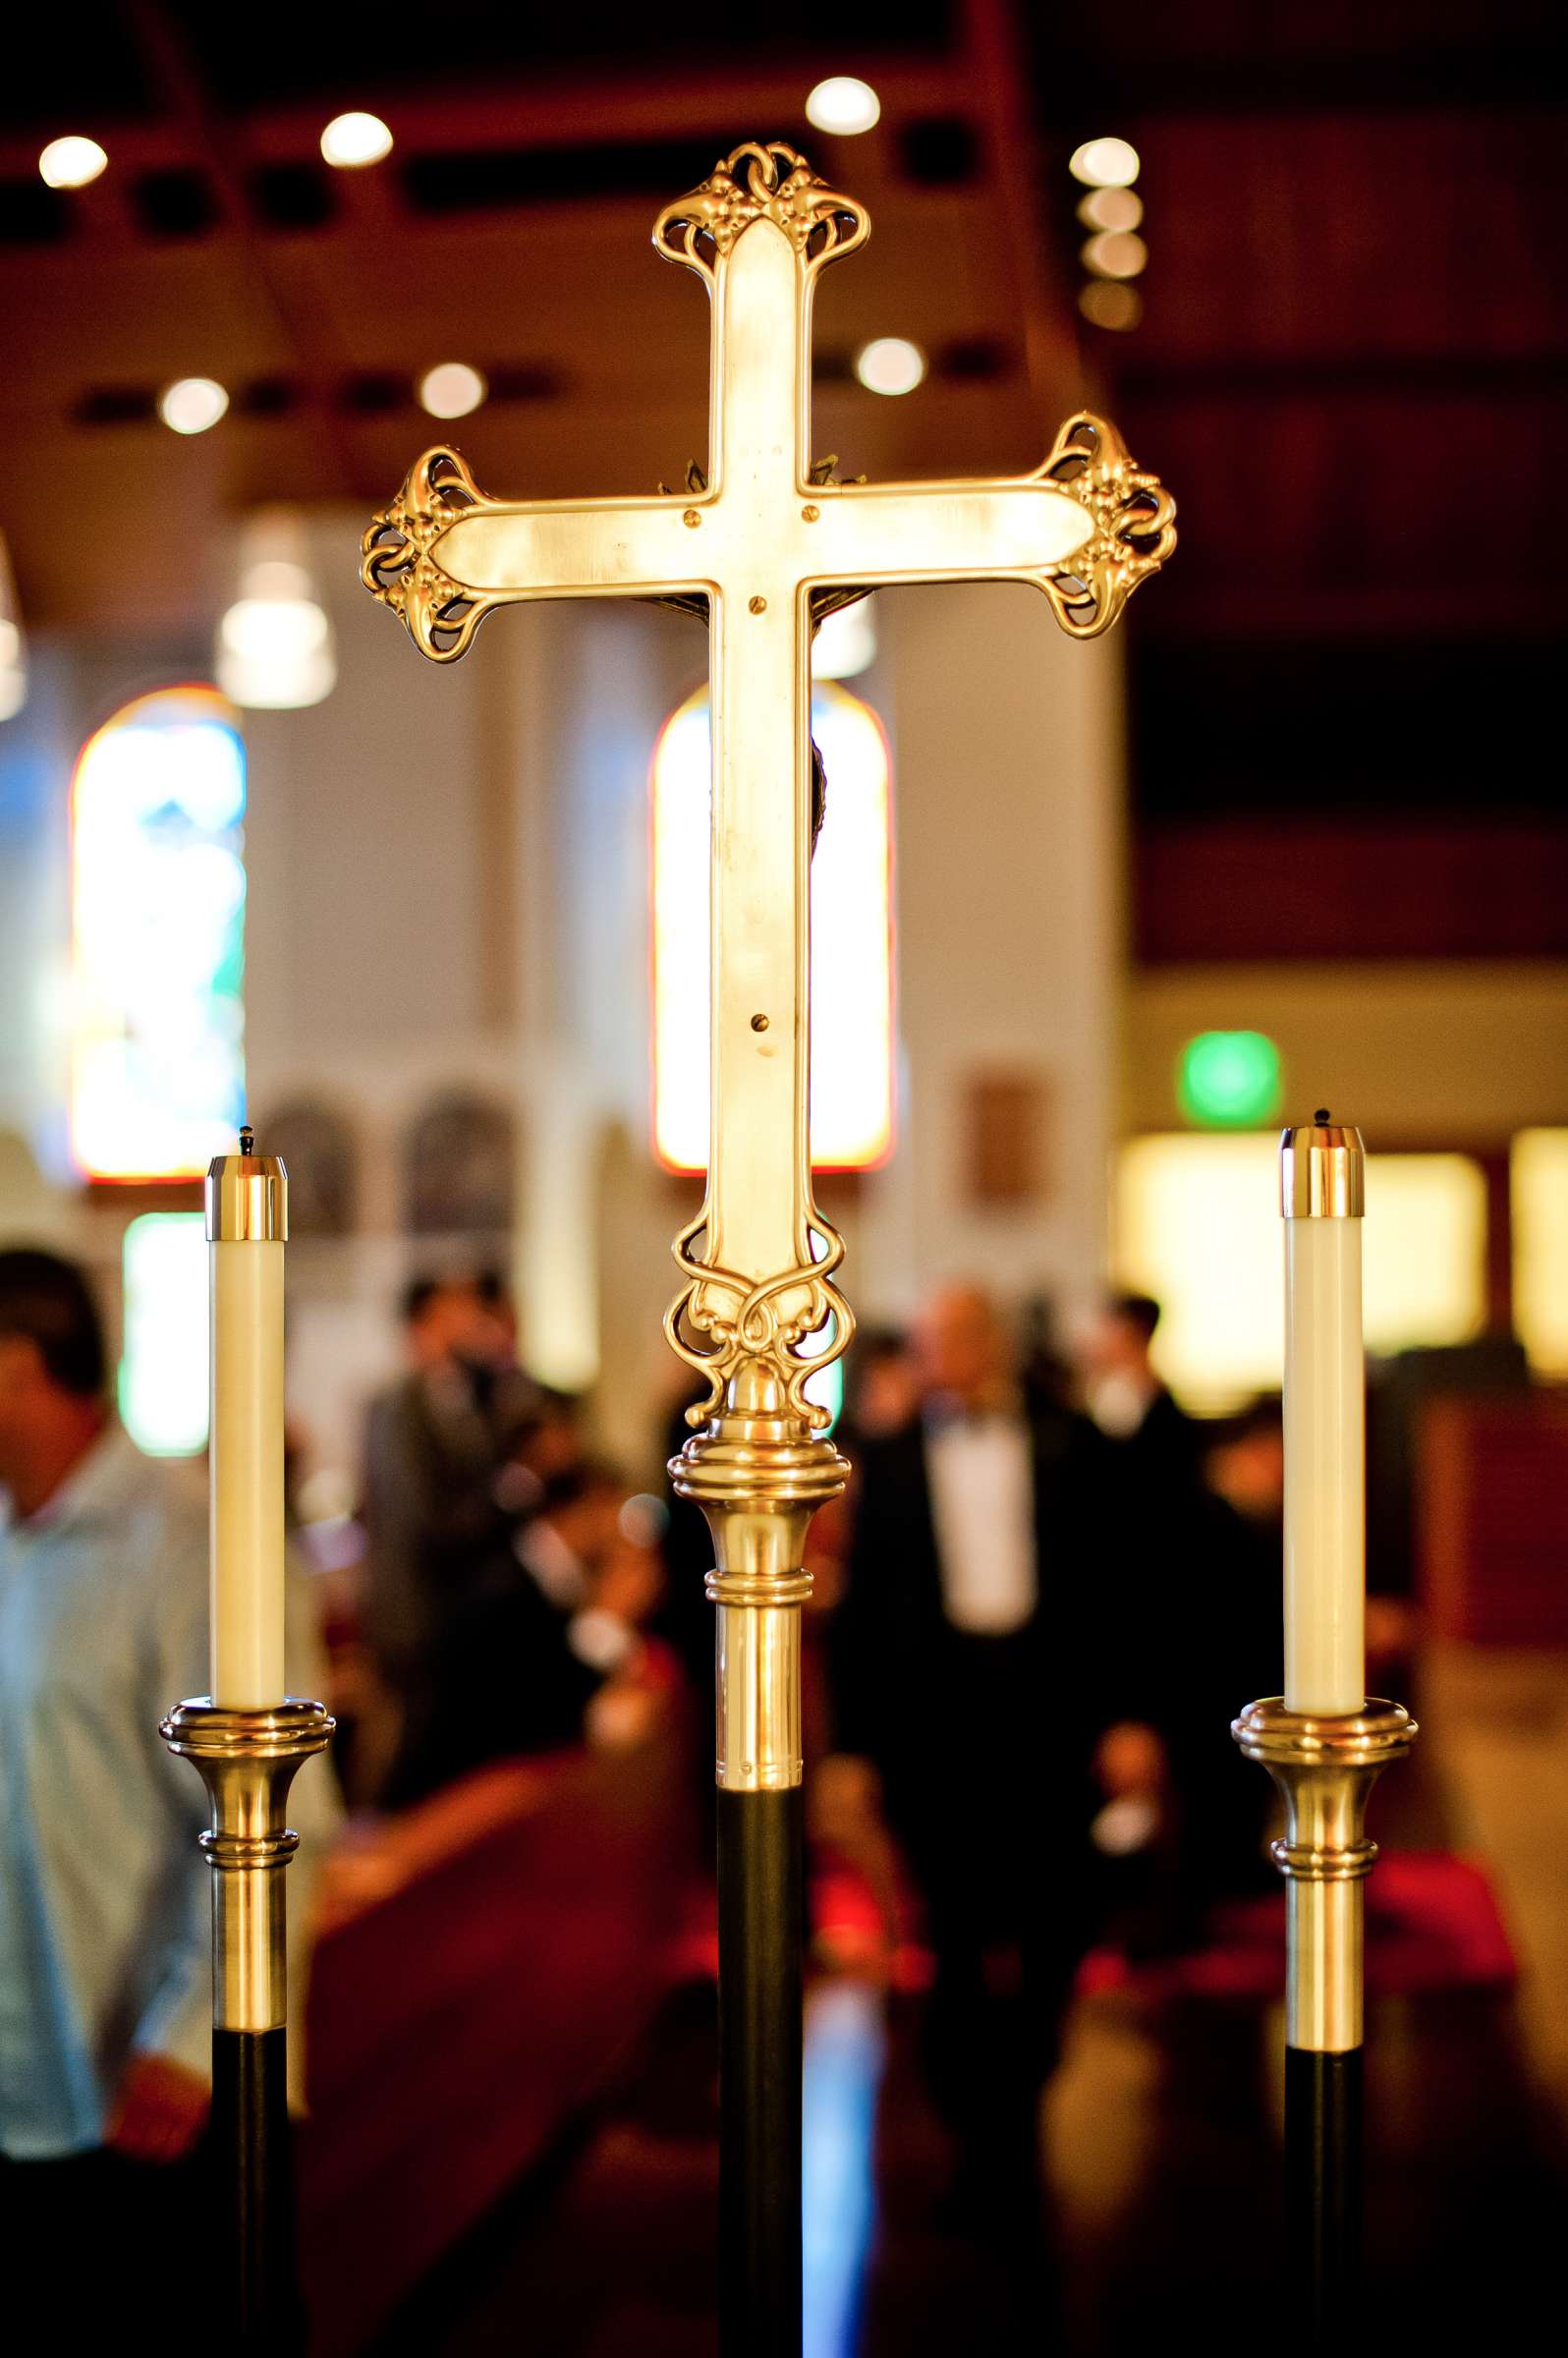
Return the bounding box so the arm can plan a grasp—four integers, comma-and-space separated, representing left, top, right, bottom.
664, 1207, 857, 1430
1036, 413, 1177, 639
653, 140, 869, 282
360, 447, 503, 662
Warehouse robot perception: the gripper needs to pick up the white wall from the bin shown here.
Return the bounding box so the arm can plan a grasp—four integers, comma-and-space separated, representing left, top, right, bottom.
1125, 962, 1568, 1146
855, 582, 1124, 1330
0, 533, 1129, 1479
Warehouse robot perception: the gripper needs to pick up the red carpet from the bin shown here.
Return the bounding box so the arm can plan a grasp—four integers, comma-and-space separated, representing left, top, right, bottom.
1079, 1851, 1518, 2003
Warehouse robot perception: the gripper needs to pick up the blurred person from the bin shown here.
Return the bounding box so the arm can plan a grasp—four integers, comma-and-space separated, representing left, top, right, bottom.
1206, 1395, 1285, 1533
1131, 1400, 1282, 1937
0, 1249, 335, 2332
1019, 1289, 1075, 1417
839, 1325, 921, 1447
473, 1264, 521, 1363
828, 1281, 1123, 2224
496, 1385, 588, 1516
383, 1460, 664, 1806
360, 1273, 540, 1783
1079, 1290, 1204, 1489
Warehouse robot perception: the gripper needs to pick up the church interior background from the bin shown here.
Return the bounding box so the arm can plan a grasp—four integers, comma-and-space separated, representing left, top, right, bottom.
2, 5, 1566, 2349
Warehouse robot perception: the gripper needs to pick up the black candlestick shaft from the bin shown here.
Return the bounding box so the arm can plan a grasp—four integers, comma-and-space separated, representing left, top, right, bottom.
717, 1786, 804, 2358
1286, 2045, 1362, 2336
211, 2027, 303, 2348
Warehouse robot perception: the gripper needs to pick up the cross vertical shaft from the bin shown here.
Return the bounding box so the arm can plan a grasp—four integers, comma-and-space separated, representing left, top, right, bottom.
701, 214, 813, 1321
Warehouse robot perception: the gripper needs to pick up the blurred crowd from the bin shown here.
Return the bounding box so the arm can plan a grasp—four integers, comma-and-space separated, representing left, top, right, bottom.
327, 1263, 1311, 2214
0, 1240, 1366, 2313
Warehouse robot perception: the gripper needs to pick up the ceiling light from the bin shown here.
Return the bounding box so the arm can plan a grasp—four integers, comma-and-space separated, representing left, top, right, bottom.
38, 136, 108, 190
1082, 230, 1148, 280
0, 533, 27, 724
1078, 187, 1144, 233
417, 362, 487, 420
216, 511, 336, 709
812, 598, 876, 680
855, 337, 926, 396
1078, 280, 1144, 332
320, 111, 393, 170
158, 377, 229, 435
1069, 137, 1141, 189
806, 77, 882, 137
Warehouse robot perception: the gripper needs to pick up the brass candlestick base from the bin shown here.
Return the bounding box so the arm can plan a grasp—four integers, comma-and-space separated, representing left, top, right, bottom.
160, 1699, 334, 2032
671, 1361, 847, 1793
1233, 1697, 1417, 2051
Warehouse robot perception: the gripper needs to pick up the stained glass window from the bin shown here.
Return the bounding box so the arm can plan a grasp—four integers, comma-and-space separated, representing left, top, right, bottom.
651, 680, 894, 1173
71, 685, 247, 1180
120, 1211, 208, 1455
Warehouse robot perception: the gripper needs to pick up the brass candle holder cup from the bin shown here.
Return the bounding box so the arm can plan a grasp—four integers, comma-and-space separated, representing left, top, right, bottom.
1232, 1697, 1417, 2052
160, 1699, 334, 2032
671, 1360, 848, 1794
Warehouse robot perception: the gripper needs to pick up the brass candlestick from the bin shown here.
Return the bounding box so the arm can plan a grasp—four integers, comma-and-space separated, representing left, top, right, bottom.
162, 1697, 333, 2344
1234, 1694, 1416, 2330
160, 1699, 334, 2033
1232, 1697, 1417, 2052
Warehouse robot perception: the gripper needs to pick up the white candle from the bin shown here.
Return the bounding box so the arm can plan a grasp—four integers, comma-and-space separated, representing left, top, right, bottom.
1281, 1115, 1366, 1715
206, 1132, 288, 1708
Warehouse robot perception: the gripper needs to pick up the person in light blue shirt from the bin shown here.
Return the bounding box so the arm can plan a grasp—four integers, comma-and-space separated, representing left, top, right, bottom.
0, 1248, 335, 2326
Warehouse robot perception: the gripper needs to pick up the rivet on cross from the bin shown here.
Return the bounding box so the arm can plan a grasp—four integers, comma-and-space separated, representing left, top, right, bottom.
361, 138, 1175, 1425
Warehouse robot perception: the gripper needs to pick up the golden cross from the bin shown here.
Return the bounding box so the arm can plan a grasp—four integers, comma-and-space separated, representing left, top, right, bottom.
362, 140, 1174, 1426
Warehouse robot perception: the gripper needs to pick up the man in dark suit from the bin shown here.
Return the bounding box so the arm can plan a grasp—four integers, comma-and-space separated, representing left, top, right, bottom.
828, 1283, 1120, 2218
1079, 1289, 1204, 1490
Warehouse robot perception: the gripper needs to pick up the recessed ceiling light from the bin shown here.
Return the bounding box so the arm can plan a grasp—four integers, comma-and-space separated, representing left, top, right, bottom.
1079, 280, 1144, 332
158, 378, 230, 436
1078, 187, 1144, 233
320, 111, 393, 170
1069, 137, 1141, 190
855, 337, 926, 397
1082, 230, 1148, 280
806, 77, 882, 137
417, 362, 487, 421
39, 136, 108, 190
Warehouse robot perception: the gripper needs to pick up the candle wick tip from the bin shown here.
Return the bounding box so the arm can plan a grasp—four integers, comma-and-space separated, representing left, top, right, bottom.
1314, 1106, 1331, 1125
239, 1124, 254, 1157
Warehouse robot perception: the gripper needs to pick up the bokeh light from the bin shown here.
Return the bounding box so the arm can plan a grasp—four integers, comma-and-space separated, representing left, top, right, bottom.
1083, 230, 1148, 280
855, 337, 926, 396
1079, 280, 1144, 331
1178, 1031, 1283, 1128
39, 136, 108, 190
159, 377, 229, 435
418, 362, 488, 420
320, 111, 393, 168
806, 78, 882, 136
1070, 137, 1141, 189
1078, 187, 1144, 233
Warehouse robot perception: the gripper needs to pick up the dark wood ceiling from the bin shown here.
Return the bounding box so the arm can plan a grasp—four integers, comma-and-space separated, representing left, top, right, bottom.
3, 2, 1564, 955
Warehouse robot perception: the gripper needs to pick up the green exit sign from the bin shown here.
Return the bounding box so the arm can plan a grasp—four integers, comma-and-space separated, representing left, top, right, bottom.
1178, 1031, 1282, 1128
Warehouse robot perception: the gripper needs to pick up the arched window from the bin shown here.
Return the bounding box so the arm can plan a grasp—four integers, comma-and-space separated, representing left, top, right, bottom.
260, 1099, 360, 1238
650, 680, 894, 1172
405, 1091, 516, 1237
71, 685, 247, 1180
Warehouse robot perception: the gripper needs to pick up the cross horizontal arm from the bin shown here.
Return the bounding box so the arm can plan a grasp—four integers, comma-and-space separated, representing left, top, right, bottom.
435, 499, 704, 599
361, 448, 711, 660
794, 417, 1176, 640
803, 477, 1093, 588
